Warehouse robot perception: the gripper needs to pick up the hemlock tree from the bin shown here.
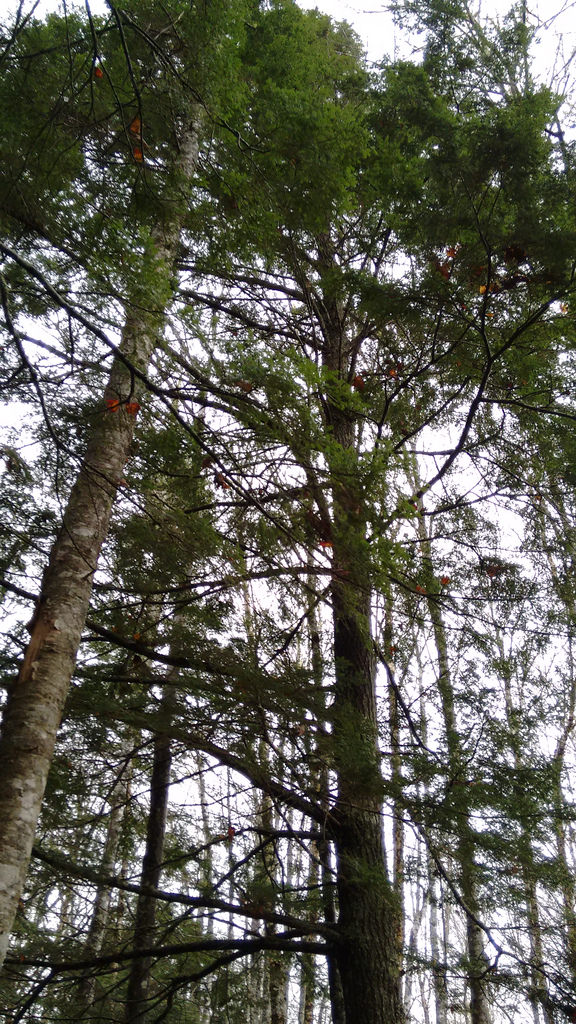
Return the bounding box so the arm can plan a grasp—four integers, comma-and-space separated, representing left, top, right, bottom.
2, 2, 576, 1023
176, 1, 576, 1019
0, 0, 249, 970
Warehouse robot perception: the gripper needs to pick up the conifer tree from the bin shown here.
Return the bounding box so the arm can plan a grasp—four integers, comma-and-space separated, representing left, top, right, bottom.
2, 2, 576, 1023
0, 0, 248, 970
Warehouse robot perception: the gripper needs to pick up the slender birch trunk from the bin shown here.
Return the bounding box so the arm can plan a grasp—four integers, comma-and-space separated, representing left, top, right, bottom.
0, 124, 200, 968
428, 850, 449, 1024
385, 598, 406, 994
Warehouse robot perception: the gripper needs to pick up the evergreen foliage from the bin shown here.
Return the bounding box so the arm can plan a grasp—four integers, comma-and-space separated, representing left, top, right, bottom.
2, 1, 576, 1022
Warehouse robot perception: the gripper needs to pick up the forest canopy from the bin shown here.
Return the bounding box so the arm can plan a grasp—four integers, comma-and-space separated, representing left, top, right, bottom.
1, 2, 576, 1023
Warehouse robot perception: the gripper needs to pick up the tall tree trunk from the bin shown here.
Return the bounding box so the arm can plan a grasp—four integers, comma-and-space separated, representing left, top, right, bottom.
403, 849, 427, 1012
537, 492, 576, 995
330, 562, 402, 1023
428, 851, 449, 1024
307, 592, 345, 1024
416, 647, 449, 1024
492, 623, 551, 1023
124, 683, 177, 1024
412, 491, 492, 1024
320, 306, 403, 1023
318, 772, 346, 1024
258, 784, 289, 1024
78, 730, 134, 1015
0, 124, 200, 969
385, 598, 406, 995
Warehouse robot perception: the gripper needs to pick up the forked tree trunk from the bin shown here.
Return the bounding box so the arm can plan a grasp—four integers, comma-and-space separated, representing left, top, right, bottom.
0, 125, 199, 969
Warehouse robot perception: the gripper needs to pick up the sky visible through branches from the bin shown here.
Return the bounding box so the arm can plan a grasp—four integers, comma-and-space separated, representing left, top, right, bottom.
3, 2, 576, 1023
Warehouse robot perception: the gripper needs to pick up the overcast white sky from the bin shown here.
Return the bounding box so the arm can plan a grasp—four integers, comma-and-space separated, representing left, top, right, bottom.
299, 0, 399, 61
21, 0, 576, 84
296, 0, 576, 86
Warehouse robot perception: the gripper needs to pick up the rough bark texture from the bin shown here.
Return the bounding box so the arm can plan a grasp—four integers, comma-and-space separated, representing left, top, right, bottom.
331, 574, 403, 1024
0, 126, 199, 969
387, 597, 406, 992
320, 295, 404, 1024
269, 952, 289, 1024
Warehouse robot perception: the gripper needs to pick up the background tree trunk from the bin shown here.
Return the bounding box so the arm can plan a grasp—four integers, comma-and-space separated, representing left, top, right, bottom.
124, 684, 177, 1024
78, 729, 134, 1016
414, 493, 492, 1024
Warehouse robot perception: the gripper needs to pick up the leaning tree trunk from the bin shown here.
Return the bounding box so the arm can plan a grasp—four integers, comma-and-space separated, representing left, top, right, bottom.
0, 124, 199, 969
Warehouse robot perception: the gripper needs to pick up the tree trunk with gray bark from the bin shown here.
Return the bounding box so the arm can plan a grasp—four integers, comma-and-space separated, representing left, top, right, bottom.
0, 124, 199, 970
